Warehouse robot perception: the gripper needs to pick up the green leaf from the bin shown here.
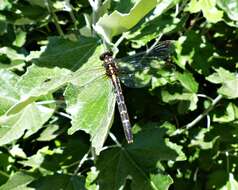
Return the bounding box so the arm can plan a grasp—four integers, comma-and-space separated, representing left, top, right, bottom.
0, 0, 11, 10
176, 71, 198, 93
19, 138, 89, 172
206, 170, 229, 189
25, 0, 46, 8
13, 31, 26, 47
94, 0, 157, 43
206, 68, 238, 98
0, 153, 11, 185
0, 47, 25, 70
0, 172, 35, 190
16, 65, 71, 97
125, 1, 184, 48
0, 19, 7, 35
61, 43, 117, 155
29, 175, 86, 190
37, 124, 61, 141
96, 123, 184, 190
0, 103, 53, 146
174, 31, 215, 75
65, 79, 116, 155
213, 102, 238, 123
220, 173, 238, 190
9, 145, 27, 158
8, 37, 99, 114
35, 36, 99, 70
0, 70, 19, 115
189, 128, 219, 149
85, 167, 99, 190
217, 0, 238, 22
185, 0, 223, 23
150, 174, 173, 190
161, 90, 198, 112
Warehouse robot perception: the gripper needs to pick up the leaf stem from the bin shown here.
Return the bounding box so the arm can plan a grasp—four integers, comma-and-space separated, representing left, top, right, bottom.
226, 151, 230, 173
46, 0, 64, 37
73, 150, 90, 175
146, 34, 163, 53
185, 95, 223, 129
66, 0, 78, 29
89, 0, 101, 36
109, 132, 122, 147
0, 170, 9, 178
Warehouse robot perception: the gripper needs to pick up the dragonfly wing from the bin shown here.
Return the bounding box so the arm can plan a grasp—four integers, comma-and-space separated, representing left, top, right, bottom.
65, 76, 116, 155
116, 40, 172, 72
116, 40, 173, 88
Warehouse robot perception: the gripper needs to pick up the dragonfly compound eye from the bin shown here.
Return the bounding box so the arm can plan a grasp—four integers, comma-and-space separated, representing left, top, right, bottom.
99, 51, 113, 61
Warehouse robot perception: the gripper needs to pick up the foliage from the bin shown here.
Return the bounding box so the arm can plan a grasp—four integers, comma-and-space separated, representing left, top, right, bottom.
0, 0, 238, 189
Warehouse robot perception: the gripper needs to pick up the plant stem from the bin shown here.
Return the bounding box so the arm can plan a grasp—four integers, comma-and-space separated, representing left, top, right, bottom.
73, 150, 90, 175
225, 151, 230, 174
89, 0, 101, 36
46, 0, 64, 37
185, 95, 223, 129
66, 1, 78, 29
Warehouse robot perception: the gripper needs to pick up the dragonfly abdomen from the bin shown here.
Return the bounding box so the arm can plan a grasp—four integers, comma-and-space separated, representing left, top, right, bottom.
100, 51, 133, 143
112, 75, 133, 143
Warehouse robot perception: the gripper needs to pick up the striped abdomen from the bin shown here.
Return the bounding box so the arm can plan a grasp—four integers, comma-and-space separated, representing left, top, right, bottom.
111, 74, 133, 143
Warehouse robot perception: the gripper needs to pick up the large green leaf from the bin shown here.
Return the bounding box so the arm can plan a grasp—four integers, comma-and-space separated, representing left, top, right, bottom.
0, 172, 35, 190
7, 36, 99, 115
0, 69, 54, 146
96, 122, 185, 190
65, 79, 116, 155
62, 43, 117, 154
0, 103, 53, 146
35, 36, 99, 70
94, 0, 157, 43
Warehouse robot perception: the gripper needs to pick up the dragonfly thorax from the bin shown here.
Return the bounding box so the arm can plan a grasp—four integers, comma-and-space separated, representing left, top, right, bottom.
99, 51, 113, 61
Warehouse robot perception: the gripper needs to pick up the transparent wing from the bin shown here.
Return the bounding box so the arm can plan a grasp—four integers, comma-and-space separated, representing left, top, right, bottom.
115, 40, 174, 88
116, 40, 172, 72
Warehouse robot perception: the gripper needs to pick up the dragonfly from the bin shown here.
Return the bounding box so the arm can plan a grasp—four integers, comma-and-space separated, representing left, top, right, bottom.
41, 40, 173, 145
98, 40, 172, 143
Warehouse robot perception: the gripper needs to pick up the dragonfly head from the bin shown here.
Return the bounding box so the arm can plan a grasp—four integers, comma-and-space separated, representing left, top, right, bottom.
100, 51, 113, 61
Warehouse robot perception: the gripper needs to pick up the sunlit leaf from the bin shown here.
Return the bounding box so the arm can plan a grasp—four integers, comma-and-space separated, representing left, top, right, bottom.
94, 0, 157, 43
0, 103, 53, 146
217, 0, 238, 22
0, 70, 19, 115
37, 124, 61, 141
65, 79, 116, 155
0, 172, 35, 190
220, 173, 238, 190
185, 0, 223, 23
206, 68, 238, 98
176, 71, 198, 93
